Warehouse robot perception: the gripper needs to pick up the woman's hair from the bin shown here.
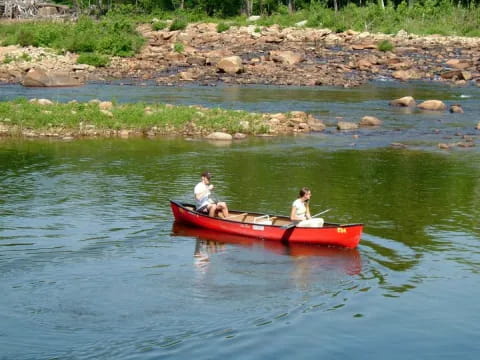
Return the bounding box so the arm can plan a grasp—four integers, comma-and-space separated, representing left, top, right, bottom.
299, 187, 311, 198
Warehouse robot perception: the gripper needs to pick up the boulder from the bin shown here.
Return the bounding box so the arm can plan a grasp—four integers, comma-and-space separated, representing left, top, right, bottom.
22, 68, 84, 87
205, 132, 233, 140
100, 110, 113, 117
441, 70, 468, 80
449, 104, 464, 114
99, 101, 113, 110
359, 116, 382, 126
309, 121, 326, 132
37, 99, 54, 106
233, 133, 247, 139
457, 142, 475, 148
29, 98, 54, 105
390, 142, 408, 149
269, 113, 287, 122
270, 51, 304, 65
337, 121, 358, 130
217, 56, 243, 74
392, 69, 420, 81
179, 71, 195, 81
389, 96, 416, 107
417, 100, 447, 111
445, 59, 472, 70
438, 143, 452, 150
461, 71, 472, 81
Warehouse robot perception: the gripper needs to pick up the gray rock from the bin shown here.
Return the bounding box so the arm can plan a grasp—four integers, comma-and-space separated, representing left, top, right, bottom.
217, 56, 243, 74
22, 68, 84, 87
389, 96, 416, 107
418, 100, 447, 111
205, 132, 233, 140
359, 116, 382, 126
337, 121, 358, 130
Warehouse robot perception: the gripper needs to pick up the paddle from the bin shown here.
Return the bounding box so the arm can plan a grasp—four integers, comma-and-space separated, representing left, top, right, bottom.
281, 208, 332, 229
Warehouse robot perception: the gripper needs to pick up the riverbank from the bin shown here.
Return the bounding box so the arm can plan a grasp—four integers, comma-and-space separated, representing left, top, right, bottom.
1, 22, 480, 88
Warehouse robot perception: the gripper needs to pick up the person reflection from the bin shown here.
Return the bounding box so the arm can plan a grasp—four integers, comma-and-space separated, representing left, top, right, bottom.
193, 239, 209, 277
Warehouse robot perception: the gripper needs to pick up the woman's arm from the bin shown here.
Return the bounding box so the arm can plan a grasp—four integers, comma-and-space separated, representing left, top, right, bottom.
306, 203, 311, 219
290, 206, 302, 221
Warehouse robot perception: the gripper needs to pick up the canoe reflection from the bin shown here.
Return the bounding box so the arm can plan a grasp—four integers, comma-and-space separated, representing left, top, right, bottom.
171, 222, 362, 275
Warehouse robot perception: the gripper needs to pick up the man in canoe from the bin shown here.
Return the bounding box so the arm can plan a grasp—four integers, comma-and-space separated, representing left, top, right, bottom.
290, 187, 324, 227
194, 171, 229, 218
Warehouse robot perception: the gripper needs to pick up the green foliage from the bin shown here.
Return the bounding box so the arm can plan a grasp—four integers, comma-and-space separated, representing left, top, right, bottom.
77, 53, 110, 67
2, 55, 14, 64
152, 21, 168, 31
378, 39, 394, 52
0, 16, 144, 58
169, 17, 188, 31
1, 53, 32, 64
173, 42, 184, 53
217, 22, 230, 33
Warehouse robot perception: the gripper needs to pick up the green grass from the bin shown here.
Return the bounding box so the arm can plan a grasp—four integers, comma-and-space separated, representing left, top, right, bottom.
173, 42, 184, 53
152, 21, 168, 31
378, 40, 394, 52
0, 99, 268, 136
77, 53, 110, 67
216, 22, 230, 33
169, 17, 188, 31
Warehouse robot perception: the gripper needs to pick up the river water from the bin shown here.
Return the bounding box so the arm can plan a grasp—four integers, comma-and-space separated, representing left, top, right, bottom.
1, 82, 480, 359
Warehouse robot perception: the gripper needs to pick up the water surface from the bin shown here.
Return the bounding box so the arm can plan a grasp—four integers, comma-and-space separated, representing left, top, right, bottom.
1, 135, 479, 359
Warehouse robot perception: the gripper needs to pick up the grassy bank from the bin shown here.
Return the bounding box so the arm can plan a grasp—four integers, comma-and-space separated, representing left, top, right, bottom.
1, 2, 479, 67
0, 99, 269, 138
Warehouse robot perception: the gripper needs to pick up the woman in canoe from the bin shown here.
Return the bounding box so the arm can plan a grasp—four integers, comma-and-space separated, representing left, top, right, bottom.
290, 187, 324, 227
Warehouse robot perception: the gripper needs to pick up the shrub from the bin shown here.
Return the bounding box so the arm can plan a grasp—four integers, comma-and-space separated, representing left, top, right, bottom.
2, 55, 14, 64
173, 42, 184, 53
152, 21, 167, 31
217, 22, 230, 33
378, 39, 394, 52
169, 17, 188, 31
77, 53, 110, 67
17, 29, 37, 47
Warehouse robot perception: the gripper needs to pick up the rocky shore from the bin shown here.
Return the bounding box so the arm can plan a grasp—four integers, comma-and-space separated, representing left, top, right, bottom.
1, 23, 480, 87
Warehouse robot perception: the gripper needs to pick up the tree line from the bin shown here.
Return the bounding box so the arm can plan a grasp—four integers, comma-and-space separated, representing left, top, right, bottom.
60, 0, 480, 17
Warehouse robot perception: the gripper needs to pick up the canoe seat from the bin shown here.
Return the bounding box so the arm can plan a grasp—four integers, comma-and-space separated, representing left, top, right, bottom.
227, 212, 248, 221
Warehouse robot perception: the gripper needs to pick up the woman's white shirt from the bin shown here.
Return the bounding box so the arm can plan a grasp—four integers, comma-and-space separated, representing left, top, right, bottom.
292, 198, 307, 220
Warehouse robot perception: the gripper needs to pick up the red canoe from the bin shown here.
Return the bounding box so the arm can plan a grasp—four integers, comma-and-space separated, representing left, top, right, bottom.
170, 200, 363, 248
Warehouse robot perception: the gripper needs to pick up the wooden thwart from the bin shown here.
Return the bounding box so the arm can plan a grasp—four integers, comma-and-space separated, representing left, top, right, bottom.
227, 212, 248, 219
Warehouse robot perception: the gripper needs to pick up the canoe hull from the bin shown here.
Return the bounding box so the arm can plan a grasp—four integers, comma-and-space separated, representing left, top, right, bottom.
170, 200, 363, 248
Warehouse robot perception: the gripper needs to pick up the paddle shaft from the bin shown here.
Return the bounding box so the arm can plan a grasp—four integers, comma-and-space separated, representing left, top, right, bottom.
310, 208, 332, 219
